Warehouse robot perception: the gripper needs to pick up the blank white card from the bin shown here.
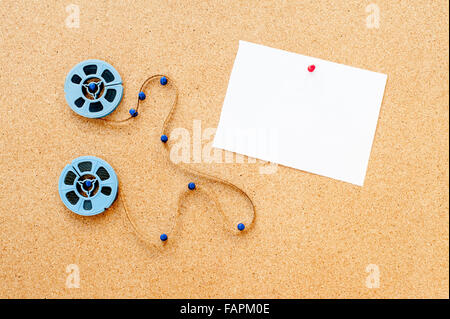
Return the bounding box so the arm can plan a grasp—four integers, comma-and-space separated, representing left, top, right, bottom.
213, 41, 387, 186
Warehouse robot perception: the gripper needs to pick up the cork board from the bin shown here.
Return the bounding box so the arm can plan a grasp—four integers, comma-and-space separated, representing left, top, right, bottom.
0, 0, 448, 298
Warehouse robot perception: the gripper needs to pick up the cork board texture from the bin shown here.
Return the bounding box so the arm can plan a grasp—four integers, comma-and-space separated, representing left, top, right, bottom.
0, 0, 448, 299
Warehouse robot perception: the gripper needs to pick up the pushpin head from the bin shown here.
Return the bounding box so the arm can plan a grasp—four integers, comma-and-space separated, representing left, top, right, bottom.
88, 82, 97, 92
129, 108, 138, 117
160, 233, 168, 241
308, 64, 316, 72
138, 92, 146, 100
237, 223, 245, 231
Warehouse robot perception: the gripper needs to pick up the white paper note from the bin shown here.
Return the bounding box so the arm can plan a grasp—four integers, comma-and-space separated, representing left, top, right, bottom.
213, 41, 387, 186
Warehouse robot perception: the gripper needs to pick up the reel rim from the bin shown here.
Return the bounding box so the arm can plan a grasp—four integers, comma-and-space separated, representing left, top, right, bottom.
58, 155, 119, 216
64, 59, 123, 119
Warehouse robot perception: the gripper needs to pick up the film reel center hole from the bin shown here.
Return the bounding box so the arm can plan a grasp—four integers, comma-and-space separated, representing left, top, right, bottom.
82, 77, 105, 100
76, 174, 99, 197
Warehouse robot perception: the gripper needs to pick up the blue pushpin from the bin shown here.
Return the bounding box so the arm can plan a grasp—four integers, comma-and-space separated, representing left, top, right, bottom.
160, 76, 168, 86
138, 92, 146, 100
88, 82, 97, 92
129, 109, 138, 117
160, 134, 168, 143
84, 180, 92, 188
237, 223, 245, 231
188, 182, 196, 190
160, 233, 168, 242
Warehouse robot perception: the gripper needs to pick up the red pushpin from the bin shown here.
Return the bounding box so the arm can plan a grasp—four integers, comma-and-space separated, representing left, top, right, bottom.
308, 64, 316, 72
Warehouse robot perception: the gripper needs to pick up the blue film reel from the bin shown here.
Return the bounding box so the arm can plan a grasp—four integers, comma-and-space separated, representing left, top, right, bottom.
58, 156, 119, 216
64, 60, 123, 118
